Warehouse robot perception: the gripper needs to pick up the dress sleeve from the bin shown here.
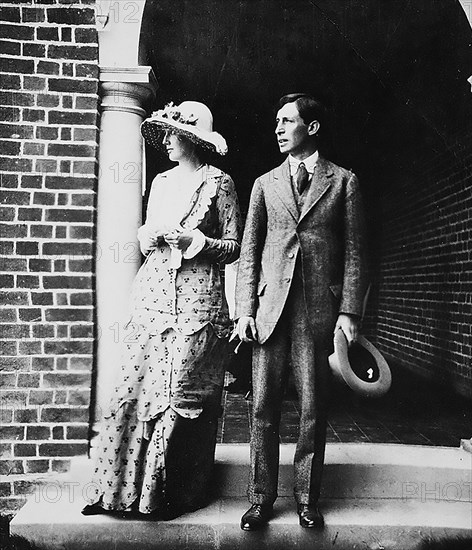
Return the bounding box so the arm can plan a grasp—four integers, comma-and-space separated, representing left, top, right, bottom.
137, 175, 164, 254
201, 174, 242, 264
142, 174, 161, 229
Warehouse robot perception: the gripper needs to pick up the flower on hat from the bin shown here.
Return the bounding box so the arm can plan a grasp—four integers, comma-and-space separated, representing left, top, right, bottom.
151, 103, 198, 127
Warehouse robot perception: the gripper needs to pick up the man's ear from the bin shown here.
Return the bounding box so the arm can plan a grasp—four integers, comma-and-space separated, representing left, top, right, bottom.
307, 120, 320, 136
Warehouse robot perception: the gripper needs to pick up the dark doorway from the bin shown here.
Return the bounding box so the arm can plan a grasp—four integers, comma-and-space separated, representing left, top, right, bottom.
140, 0, 472, 207
138, 1, 472, 434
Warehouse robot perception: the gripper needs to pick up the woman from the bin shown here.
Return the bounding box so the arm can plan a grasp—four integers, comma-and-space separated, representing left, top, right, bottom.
82, 101, 241, 519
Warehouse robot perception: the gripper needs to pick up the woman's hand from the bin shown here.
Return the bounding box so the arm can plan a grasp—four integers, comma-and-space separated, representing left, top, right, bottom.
164, 228, 194, 251
138, 226, 163, 255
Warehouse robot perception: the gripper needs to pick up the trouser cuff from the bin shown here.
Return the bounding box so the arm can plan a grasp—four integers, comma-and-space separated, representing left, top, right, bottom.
248, 492, 277, 506
294, 491, 317, 505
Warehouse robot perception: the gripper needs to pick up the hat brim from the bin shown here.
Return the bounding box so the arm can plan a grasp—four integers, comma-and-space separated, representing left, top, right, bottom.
328, 331, 392, 398
140, 118, 227, 155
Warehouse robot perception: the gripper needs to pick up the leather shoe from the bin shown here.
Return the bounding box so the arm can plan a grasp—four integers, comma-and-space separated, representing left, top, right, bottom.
81, 503, 145, 519
81, 503, 110, 516
297, 504, 324, 529
240, 503, 273, 531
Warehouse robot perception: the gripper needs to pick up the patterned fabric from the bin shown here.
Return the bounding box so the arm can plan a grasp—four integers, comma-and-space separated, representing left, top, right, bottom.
129, 166, 242, 336
108, 324, 227, 421
90, 165, 241, 516
92, 326, 228, 515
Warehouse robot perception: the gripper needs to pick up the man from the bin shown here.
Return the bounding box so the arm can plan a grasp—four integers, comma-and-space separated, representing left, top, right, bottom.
235, 93, 367, 530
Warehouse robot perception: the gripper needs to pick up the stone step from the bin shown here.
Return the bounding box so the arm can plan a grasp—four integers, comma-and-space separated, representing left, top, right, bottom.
11, 444, 472, 549
69, 443, 472, 501
10, 495, 472, 550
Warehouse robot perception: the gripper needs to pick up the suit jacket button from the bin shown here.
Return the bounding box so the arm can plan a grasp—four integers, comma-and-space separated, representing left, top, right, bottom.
288, 252, 294, 259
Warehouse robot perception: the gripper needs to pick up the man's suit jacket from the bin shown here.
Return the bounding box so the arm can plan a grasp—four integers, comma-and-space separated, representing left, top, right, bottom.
235, 156, 368, 345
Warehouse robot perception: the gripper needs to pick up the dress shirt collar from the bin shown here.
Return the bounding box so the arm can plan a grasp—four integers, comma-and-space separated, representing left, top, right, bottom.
288, 150, 319, 177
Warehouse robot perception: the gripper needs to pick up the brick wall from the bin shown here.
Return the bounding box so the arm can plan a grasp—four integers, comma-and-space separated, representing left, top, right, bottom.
365, 132, 472, 399
0, 0, 99, 515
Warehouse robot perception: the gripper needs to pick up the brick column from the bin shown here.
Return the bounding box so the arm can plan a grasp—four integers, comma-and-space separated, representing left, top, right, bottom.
93, 68, 157, 430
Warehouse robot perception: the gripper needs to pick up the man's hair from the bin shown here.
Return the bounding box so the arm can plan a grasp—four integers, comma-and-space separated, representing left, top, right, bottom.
278, 93, 326, 127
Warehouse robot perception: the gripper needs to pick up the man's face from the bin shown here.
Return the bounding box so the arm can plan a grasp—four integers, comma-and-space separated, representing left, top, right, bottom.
275, 102, 311, 157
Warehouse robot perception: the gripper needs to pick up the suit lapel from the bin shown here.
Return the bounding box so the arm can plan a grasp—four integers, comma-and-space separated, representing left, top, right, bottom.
299, 156, 333, 223
272, 159, 298, 222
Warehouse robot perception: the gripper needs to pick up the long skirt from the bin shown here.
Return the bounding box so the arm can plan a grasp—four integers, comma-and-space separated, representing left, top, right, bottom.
91, 324, 228, 517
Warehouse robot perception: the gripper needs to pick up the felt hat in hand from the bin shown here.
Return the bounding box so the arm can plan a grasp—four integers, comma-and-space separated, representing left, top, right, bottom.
141, 101, 228, 155
328, 329, 392, 398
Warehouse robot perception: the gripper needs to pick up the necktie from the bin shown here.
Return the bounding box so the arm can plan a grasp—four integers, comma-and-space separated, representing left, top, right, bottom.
296, 162, 309, 195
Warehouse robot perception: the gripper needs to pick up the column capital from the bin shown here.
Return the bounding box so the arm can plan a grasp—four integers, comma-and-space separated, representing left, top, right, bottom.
99, 66, 158, 117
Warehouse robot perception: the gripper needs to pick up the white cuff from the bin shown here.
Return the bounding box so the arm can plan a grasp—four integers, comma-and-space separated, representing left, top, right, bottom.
137, 224, 148, 242
137, 224, 154, 255
182, 229, 206, 259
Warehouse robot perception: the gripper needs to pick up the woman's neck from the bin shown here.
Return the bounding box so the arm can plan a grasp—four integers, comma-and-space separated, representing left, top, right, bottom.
177, 153, 203, 173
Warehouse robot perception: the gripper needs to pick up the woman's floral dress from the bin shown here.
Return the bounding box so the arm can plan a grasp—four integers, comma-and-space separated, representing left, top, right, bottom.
90, 165, 241, 517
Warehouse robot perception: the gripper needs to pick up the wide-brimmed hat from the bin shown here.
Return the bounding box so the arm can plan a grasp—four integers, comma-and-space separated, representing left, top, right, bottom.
141, 101, 228, 155
328, 330, 392, 398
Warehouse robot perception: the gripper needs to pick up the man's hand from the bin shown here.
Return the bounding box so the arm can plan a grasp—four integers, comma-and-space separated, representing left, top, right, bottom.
164, 228, 194, 251
334, 313, 360, 345
236, 316, 258, 343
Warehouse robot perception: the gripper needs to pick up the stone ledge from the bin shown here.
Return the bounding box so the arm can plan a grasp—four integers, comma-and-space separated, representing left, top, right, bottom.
70, 443, 472, 501
11, 496, 472, 550
10, 444, 472, 549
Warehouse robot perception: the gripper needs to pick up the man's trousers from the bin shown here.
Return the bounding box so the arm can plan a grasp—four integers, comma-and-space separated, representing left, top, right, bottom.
248, 276, 331, 506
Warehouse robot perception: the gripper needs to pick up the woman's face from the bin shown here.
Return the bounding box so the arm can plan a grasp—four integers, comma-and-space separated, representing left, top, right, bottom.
162, 131, 195, 162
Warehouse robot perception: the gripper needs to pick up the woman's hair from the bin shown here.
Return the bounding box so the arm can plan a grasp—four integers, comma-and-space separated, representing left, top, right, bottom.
278, 93, 327, 127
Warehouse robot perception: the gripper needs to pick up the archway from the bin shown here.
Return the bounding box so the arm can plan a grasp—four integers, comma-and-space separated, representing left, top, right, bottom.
94, 0, 472, 444
138, 0, 472, 445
